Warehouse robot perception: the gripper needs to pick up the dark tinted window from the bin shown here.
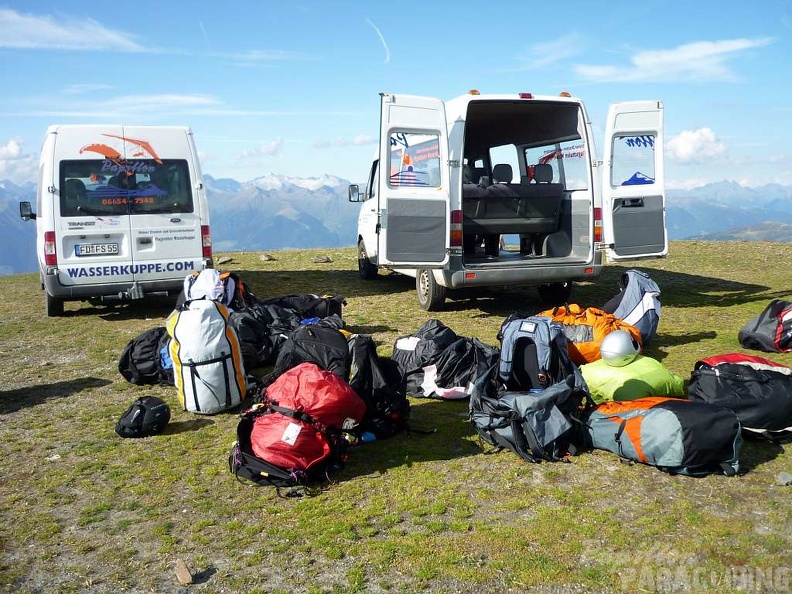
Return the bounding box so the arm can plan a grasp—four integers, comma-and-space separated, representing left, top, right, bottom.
59, 159, 194, 217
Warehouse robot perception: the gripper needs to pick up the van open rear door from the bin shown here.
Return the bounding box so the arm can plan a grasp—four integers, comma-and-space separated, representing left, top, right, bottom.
377, 93, 450, 267
601, 101, 668, 260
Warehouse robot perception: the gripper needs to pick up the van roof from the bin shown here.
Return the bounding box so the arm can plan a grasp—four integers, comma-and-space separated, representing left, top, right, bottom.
444, 92, 582, 121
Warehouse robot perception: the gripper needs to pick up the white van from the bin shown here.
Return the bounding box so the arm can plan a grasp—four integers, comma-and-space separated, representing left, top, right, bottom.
349, 91, 667, 310
19, 125, 213, 316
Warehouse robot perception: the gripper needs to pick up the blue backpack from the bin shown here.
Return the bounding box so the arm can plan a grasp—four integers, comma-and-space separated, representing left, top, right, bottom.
470, 315, 592, 463
497, 315, 576, 391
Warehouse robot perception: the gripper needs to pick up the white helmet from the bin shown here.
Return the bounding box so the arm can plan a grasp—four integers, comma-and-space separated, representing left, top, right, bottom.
600, 330, 640, 367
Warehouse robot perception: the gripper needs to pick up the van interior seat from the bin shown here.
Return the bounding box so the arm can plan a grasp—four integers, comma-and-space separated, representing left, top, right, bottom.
462, 162, 565, 238
492, 163, 513, 183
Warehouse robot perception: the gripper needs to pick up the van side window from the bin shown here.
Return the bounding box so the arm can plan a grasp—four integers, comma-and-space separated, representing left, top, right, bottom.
366, 159, 379, 201
59, 159, 194, 216
388, 132, 440, 188
611, 135, 656, 186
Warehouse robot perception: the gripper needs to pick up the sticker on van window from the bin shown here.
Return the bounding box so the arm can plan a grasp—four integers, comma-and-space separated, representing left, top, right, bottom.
80, 134, 163, 165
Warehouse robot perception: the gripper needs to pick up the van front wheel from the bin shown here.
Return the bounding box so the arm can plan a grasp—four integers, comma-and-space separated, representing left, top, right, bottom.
46, 293, 65, 317
538, 282, 571, 306
358, 241, 378, 280
416, 269, 446, 311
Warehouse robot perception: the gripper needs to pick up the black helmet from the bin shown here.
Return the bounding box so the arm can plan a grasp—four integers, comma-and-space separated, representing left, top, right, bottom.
115, 396, 171, 438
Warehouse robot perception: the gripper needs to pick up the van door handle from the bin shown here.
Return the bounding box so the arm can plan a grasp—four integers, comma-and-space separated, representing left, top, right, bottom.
170, 217, 181, 222
619, 198, 644, 208
139, 237, 153, 245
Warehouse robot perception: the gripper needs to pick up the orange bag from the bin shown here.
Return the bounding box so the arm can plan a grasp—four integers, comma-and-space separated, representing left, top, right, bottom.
537, 304, 642, 365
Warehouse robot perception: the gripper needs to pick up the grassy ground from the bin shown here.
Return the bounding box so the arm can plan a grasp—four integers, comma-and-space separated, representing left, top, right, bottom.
0, 241, 790, 594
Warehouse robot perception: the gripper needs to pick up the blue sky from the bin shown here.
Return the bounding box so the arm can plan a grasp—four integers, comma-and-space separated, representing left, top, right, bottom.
0, 1, 790, 190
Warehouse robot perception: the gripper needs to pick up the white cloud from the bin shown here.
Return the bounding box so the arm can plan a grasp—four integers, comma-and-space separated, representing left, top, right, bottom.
666, 128, 727, 164
0, 7, 146, 51
517, 34, 583, 70
0, 139, 37, 184
312, 135, 376, 149
575, 37, 773, 83
239, 139, 284, 159
62, 84, 115, 95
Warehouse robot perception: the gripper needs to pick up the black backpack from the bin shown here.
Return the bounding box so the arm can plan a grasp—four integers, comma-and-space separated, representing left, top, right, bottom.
117, 326, 174, 386
261, 294, 346, 321
115, 396, 171, 438
259, 321, 351, 391
738, 299, 792, 353
347, 333, 410, 439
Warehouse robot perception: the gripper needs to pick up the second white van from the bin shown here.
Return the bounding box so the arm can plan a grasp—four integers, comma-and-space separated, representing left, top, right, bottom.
20, 124, 213, 316
349, 91, 667, 310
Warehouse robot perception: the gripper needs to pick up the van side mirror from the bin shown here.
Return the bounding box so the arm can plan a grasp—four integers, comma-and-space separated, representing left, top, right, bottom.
348, 184, 361, 202
19, 201, 36, 221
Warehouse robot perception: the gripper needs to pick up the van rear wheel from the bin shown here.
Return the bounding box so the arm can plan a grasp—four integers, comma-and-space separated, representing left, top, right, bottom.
358, 241, 378, 280
46, 293, 65, 317
537, 282, 571, 306
416, 268, 446, 311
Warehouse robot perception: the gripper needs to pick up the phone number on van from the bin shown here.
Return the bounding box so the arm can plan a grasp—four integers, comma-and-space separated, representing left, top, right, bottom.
65, 261, 195, 278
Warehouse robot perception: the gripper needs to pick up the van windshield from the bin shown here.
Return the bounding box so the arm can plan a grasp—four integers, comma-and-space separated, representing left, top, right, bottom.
59, 159, 194, 217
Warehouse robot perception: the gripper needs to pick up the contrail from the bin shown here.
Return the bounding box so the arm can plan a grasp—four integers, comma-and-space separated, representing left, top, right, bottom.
198, 20, 209, 46
365, 17, 390, 64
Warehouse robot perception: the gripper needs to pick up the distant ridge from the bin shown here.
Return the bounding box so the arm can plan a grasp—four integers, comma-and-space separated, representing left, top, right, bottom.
688, 221, 792, 242
1, 175, 790, 275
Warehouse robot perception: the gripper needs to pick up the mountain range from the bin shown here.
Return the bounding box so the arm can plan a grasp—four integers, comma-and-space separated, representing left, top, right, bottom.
1, 175, 790, 276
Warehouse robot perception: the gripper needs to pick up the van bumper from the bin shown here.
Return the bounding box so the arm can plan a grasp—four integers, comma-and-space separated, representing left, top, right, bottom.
443, 254, 603, 289
43, 271, 184, 301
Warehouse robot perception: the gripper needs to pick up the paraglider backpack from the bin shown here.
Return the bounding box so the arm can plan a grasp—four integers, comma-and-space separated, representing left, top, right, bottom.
537, 304, 643, 365
600, 269, 662, 346
688, 353, 792, 441
261, 322, 351, 389
117, 326, 174, 386
469, 315, 593, 463
737, 299, 792, 353
178, 269, 258, 311
261, 293, 346, 321
229, 363, 366, 490
166, 299, 247, 414
115, 396, 171, 438
583, 397, 742, 476
497, 314, 577, 391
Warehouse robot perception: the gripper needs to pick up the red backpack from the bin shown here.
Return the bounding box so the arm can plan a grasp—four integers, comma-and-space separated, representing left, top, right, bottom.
230, 363, 365, 489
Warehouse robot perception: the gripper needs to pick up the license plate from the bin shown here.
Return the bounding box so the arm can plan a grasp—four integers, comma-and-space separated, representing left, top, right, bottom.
75, 243, 119, 256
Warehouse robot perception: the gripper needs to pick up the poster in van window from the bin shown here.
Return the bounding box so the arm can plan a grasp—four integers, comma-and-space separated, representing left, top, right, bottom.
389, 132, 441, 187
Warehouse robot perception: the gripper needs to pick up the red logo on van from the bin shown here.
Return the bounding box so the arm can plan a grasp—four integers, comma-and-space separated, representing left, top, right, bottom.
80, 134, 163, 164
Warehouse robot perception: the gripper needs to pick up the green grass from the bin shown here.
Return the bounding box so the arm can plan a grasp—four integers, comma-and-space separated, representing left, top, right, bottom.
0, 241, 791, 593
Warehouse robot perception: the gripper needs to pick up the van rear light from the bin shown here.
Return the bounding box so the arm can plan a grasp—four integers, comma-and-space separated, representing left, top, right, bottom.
593, 207, 603, 243
519, 93, 533, 99
44, 231, 57, 266
450, 209, 463, 247
201, 225, 212, 259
